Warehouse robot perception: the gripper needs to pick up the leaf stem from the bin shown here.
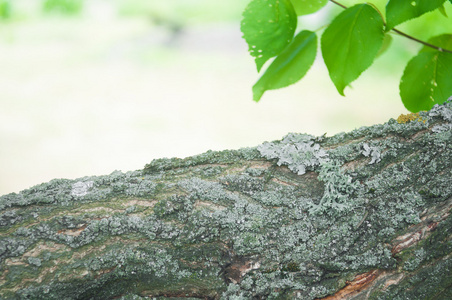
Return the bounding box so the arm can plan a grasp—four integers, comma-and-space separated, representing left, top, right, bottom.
328, 0, 452, 53
329, 0, 347, 10
390, 28, 452, 53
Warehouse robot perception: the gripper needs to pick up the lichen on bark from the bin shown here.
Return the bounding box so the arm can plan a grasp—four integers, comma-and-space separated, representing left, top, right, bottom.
0, 102, 451, 299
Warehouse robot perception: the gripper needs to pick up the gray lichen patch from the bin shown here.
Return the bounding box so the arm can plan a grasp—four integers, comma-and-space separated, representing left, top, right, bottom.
429, 99, 452, 133
258, 133, 329, 175
307, 160, 362, 215
362, 143, 382, 164
70, 181, 94, 197
178, 177, 238, 204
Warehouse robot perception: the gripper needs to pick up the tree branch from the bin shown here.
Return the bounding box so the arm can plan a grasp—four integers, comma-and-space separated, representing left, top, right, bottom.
1, 102, 452, 299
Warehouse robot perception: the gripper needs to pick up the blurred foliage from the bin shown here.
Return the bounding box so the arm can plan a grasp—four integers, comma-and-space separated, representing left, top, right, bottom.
0, 0, 246, 23
115, 0, 246, 24
42, 0, 84, 15
0, 0, 11, 20
0, 0, 449, 32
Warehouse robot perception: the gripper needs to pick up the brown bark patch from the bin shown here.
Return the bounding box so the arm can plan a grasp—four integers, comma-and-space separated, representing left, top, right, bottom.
123, 199, 157, 207
320, 269, 381, 300
391, 197, 451, 255
223, 257, 260, 284
57, 224, 88, 236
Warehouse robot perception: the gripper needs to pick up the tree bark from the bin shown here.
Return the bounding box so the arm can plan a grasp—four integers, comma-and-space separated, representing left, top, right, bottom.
1, 102, 451, 300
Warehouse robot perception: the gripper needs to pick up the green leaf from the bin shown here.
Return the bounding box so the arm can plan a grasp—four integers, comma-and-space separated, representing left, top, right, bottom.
290, 0, 328, 16
321, 4, 384, 96
253, 30, 317, 101
241, 0, 297, 72
438, 4, 448, 17
386, 0, 446, 31
376, 34, 393, 58
400, 34, 452, 112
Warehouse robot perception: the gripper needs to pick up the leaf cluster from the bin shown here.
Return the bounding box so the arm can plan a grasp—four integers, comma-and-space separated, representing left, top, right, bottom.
241, 0, 452, 112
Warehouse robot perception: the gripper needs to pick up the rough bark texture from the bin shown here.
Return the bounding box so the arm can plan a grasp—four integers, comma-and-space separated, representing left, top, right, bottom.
1, 102, 451, 300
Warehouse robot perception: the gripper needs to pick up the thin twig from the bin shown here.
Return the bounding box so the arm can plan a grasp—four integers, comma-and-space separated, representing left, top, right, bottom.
328, 0, 452, 53
390, 28, 451, 53
329, 0, 347, 9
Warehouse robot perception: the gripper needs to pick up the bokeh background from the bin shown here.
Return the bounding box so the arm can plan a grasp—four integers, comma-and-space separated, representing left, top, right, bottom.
1, 0, 451, 195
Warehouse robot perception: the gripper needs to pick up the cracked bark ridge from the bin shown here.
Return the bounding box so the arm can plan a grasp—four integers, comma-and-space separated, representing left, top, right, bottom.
0, 102, 451, 299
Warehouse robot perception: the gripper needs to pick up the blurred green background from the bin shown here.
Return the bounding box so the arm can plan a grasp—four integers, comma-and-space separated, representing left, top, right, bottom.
1, 0, 451, 195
